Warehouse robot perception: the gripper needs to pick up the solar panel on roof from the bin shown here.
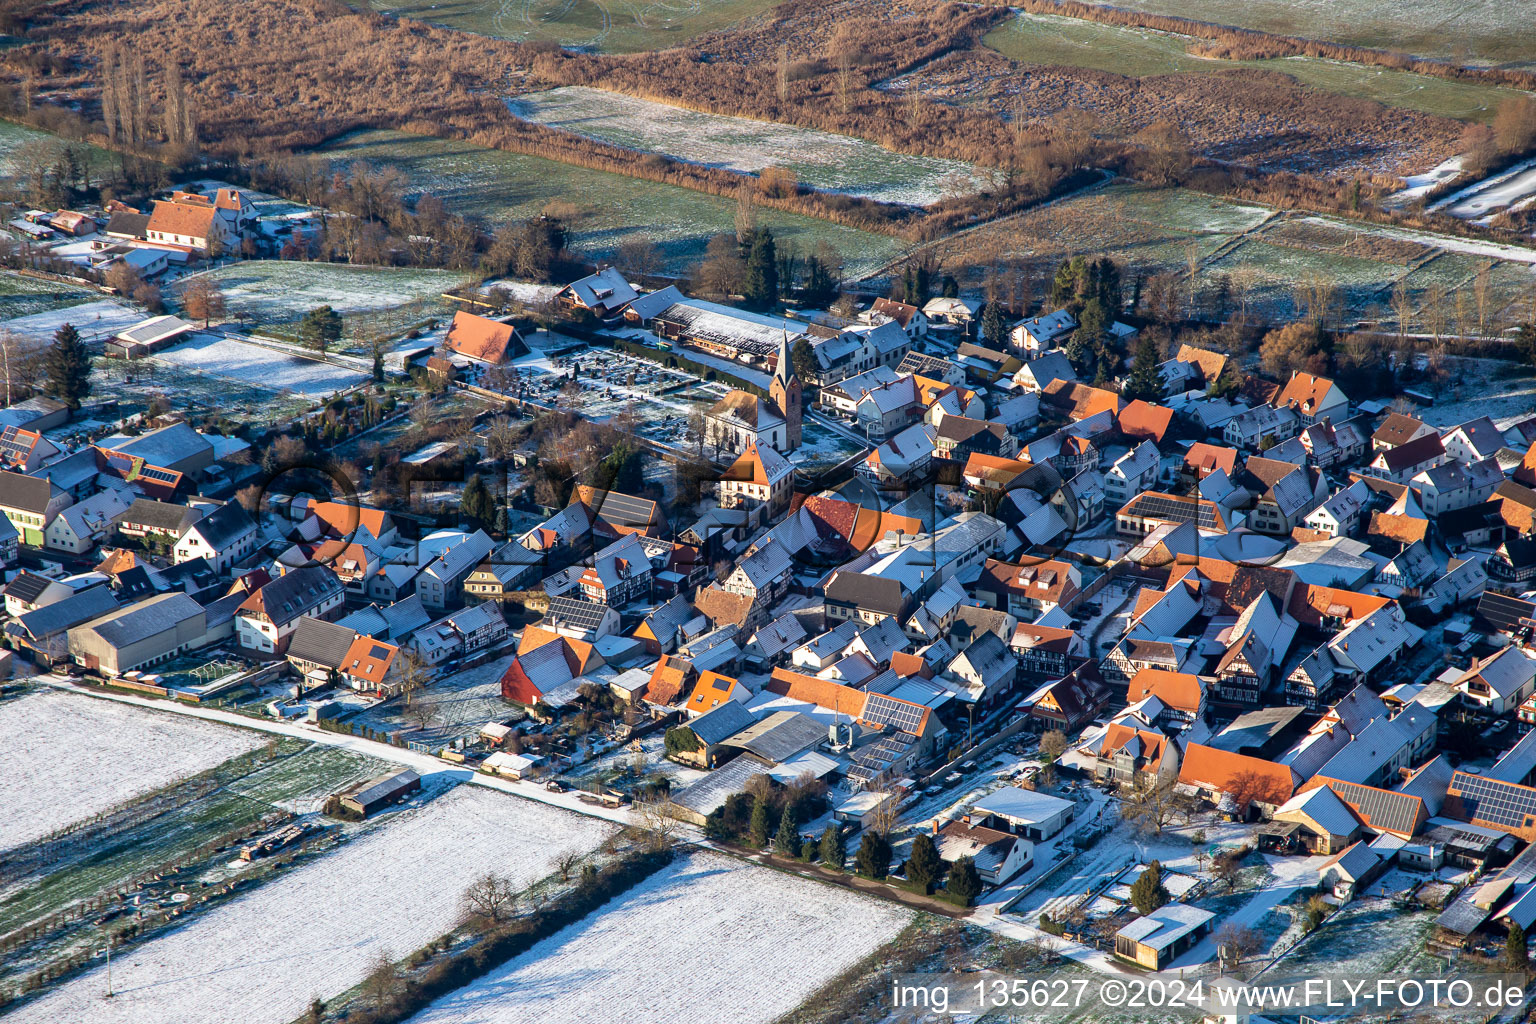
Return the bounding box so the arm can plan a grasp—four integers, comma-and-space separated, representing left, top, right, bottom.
1454, 774, 1536, 830
369, 645, 390, 660
862, 692, 925, 735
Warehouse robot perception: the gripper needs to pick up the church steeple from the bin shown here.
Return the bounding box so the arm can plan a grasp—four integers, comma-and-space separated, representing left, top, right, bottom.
770, 330, 802, 452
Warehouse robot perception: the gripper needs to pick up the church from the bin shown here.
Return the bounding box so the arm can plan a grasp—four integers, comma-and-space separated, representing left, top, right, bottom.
704, 334, 802, 457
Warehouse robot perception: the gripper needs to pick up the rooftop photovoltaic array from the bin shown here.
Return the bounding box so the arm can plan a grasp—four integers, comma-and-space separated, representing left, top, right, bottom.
1452, 773, 1536, 831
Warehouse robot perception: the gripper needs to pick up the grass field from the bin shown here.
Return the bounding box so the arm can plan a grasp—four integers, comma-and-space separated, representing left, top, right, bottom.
200, 261, 469, 339
509, 86, 998, 205
370, 0, 779, 53
92, 356, 318, 428
983, 13, 1524, 122
928, 179, 1536, 326
0, 742, 386, 936
152, 334, 368, 397
318, 130, 905, 276
1071, 0, 1536, 69
0, 119, 112, 181
0, 272, 96, 323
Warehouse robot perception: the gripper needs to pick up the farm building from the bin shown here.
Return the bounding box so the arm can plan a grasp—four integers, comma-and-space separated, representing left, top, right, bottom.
106, 315, 196, 359
67, 592, 208, 677
337, 768, 421, 817
651, 298, 807, 363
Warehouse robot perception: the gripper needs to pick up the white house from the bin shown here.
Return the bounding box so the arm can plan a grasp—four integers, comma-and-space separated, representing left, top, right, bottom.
1455, 646, 1536, 715
173, 502, 258, 574
45, 488, 132, 554
1104, 441, 1161, 505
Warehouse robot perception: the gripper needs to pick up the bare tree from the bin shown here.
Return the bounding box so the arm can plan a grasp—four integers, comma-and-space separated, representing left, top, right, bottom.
461, 871, 519, 927
1038, 729, 1068, 762
180, 276, 226, 327
1473, 260, 1494, 337
359, 950, 398, 1009
397, 646, 430, 706
775, 43, 790, 102
1215, 922, 1262, 970
1120, 776, 1184, 835
1422, 282, 1448, 344
869, 791, 900, 836
635, 798, 686, 849
1390, 280, 1414, 342
555, 849, 583, 882
836, 52, 853, 115
734, 184, 756, 244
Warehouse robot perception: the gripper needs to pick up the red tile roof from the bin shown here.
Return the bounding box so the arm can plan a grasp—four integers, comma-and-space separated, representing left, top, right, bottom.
446, 311, 521, 363
1179, 742, 1296, 806
1117, 400, 1173, 442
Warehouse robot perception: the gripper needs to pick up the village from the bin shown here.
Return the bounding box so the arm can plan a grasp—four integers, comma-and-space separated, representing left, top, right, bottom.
4, 165, 1536, 1024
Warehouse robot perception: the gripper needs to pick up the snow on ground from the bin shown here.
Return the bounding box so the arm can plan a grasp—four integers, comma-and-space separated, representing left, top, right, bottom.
1433, 156, 1536, 221
508, 86, 998, 206
0, 689, 263, 851
1412, 356, 1536, 428
7, 785, 616, 1024
1, 299, 142, 346
150, 333, 367, 396
406, 850, 911, 1024
1385, 156, 1462, 207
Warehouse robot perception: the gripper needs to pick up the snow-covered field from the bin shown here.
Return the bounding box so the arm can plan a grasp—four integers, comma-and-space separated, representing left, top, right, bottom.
1, 299, 142, 346
0, 690, 264, 851
203, 262, 468, 323
7, 786, 616, 1024
407, 851, 911, 1024
509, 86, 997, 206
151, 333, 367, 396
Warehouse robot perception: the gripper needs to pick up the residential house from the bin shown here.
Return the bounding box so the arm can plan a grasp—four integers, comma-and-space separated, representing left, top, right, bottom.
0, 470, 71, 546
0, 424, 59, 472
444, 310, 525, 364
172, 502, 257, 573
1304, 480, 1369, 538
1455, 646, 1536, 715
1225, 404, 1299, 450
1009, 309, 1076, 355
1412, 458, 1502, 516
1240, 457, 1326, 536
933, 820, 1031, 885
1126, 668, 1206, 728
977, 558, 1081, 618
556, 266, 638, 319
544, 595, 622, 642
1275, 371, 1348, 427
718, 441, 794, 521
235, 565, 345, 653
1372, 412, 1434, 452
866, 296, 928, 338
45, 488, 131, 555
285, 617, 359, 689
1442, 416, 1507, 465
1104, 441, 1161, 506
415, 530, 495, 612
1366, 432, 1447, 484
338, 635, 402, 694
463, 541, 543, 601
